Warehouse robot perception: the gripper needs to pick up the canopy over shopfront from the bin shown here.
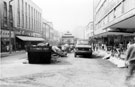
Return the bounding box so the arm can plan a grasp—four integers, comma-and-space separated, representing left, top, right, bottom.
16, 36, 45, 41
93, 32, 133, 38
110, 15, 135, 29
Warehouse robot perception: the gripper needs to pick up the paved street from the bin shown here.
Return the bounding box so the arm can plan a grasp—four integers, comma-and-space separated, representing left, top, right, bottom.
1, 0, 135, 87
0, 52, 132, 87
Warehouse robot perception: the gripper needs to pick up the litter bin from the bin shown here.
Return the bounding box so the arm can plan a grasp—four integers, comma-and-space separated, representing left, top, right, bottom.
27, 45, 52, 64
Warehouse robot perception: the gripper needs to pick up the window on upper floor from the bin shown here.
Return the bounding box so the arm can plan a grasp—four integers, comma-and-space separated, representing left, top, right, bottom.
25, 2, 27, 28
22, 0, 24, 28
9, 5, 13, 28
28, 5, 31, 29
3, 2, 7, 27
17, 0, 20, 27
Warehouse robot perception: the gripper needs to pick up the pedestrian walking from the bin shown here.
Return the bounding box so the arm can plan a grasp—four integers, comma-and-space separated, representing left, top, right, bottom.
6, 45, 9, 52
125, 42, 135, 81
95, 44, 98, 51
118, 43, 123, 58
127, 40, 133, 49
92, 43, 95, 51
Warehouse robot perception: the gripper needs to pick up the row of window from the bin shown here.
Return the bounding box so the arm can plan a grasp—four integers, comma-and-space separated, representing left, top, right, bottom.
95, 0, 135, 30
95, 0, 123, 23
18, 0, 42, 33
2, 0, 42, 34
3, 2, 13, 28
42, 23, 51, 39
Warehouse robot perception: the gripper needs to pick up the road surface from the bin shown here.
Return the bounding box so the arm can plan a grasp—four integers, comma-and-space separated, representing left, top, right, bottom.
0, 52, 133, 87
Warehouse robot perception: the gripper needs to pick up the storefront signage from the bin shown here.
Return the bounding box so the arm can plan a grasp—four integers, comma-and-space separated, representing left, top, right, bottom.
14, 29, 42, 38
33, 33, 42, 37
15, 30, 33, 36
0, 30, 14, 38
15, 30, 22, 35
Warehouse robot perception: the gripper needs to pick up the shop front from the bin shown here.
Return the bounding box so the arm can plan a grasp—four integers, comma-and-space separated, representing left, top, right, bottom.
14, 29, 44, 50
16, 36, 45, 50
93, 31, 133, 51
0, 29, 15, 52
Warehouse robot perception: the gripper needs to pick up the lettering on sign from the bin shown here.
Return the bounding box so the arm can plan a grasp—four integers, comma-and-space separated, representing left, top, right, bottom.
0, 30, 14, 38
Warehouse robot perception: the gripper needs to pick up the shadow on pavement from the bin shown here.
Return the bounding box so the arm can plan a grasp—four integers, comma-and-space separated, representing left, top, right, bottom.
51, 59, 72, 65
24, 58, 72, 65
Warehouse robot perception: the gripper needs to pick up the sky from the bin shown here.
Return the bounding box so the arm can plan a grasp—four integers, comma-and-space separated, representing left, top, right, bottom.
32, 0, 94, 35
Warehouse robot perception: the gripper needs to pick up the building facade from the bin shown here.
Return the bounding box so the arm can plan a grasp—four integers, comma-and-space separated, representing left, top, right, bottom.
42, 19, 60, 45
1, 0, 43, 52
94, 0, 135, 34
42, 19, 47, 40
0, 0, 2, 30
47, 22, 53, 41
12, 0, 42, 36
42, 19, 52, 41
0, 0, 2, 52
94, 0, 135, 49
53, 29, 61, 45
1, 0, 15, 52
61, 31, 75, 45
85, 22, 93, 39
42, 20, 51, 41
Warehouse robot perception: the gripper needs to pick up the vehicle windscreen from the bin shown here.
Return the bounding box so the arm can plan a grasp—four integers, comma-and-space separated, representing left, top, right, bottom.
77, 40, 89, 45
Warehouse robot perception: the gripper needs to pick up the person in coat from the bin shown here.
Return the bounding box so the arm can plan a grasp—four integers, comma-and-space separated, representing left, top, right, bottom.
125, 42, 135, 81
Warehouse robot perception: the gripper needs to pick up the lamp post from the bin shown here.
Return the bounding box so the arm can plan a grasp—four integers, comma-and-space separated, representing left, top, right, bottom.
9, 0, 13, 54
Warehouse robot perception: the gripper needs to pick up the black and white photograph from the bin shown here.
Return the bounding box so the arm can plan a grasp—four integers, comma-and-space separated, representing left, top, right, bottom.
0, 0, 135, 87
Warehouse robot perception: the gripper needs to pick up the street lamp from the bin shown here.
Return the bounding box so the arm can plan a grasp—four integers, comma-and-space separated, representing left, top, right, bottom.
9, 0, 14, 54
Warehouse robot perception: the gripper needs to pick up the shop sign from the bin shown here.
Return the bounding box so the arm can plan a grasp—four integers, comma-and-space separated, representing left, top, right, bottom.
20, 30, 27, 35
2, 38, 10, 41
0, 30, 14, 38
15, 30, 21, 35
23, 31, 33, 36
15, 30, 32, 36
33, 33, 42, 37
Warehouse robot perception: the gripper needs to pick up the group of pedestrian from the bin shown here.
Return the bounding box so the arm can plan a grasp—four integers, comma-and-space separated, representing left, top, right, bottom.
92, 39, 135, 84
